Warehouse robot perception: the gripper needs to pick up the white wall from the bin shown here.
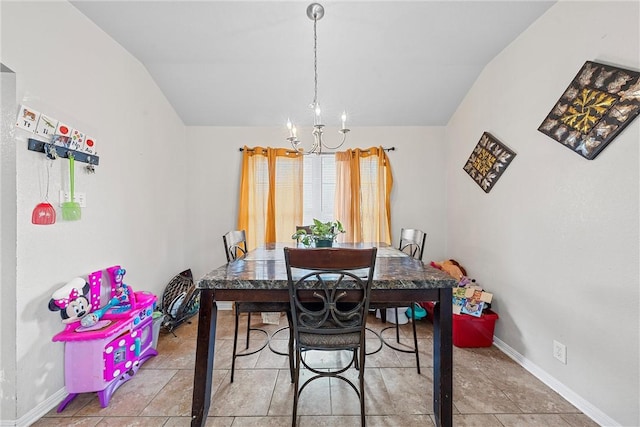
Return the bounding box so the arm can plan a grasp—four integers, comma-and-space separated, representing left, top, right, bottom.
2, 0, 637, 425
0, 64, 18, 423
1, 1, 187, 421
446, 1, 639, 426
185, 126, 448, 280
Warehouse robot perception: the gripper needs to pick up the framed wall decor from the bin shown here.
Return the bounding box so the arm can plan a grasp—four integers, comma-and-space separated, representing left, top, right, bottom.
538, 61, 640, 160
463, 132, 516, 193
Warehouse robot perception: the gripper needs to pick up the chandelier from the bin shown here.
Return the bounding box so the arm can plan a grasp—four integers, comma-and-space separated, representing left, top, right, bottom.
286, 3, 349, 154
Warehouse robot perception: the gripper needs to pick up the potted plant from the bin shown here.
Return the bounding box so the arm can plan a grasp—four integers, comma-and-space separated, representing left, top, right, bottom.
291, 218, 345, 247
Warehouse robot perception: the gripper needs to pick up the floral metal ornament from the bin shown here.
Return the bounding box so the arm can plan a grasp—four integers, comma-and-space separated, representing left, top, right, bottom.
463, 132, 516, 193
538, 61, 640, 160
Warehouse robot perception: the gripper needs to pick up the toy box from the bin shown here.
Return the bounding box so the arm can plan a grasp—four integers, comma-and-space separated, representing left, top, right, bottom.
452, 309, 498, 347
422, 302, 499, 348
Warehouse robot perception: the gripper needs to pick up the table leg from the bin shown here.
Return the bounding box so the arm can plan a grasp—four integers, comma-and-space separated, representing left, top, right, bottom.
191, 289, 218, 427
432, 287, 453, 427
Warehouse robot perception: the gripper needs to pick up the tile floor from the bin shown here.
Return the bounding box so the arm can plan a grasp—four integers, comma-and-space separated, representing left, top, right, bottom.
34, 310, 599, 426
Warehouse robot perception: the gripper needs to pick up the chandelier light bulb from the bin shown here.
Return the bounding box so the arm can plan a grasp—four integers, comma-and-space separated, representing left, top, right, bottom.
341, 111, 347, 130
287, 119, 293, 137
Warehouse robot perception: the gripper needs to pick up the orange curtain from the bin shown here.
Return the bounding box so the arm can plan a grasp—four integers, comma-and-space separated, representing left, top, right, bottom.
334, 147, 393, 244
237, 146, 303, 250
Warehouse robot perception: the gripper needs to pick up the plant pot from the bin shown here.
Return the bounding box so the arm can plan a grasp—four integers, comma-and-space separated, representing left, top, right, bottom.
315, 239, 333, 248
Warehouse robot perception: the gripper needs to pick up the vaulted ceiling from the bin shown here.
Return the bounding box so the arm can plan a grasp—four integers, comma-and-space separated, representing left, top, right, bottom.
71, 1, 555, 127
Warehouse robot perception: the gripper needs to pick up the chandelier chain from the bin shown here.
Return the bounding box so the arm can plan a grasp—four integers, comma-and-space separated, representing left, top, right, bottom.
312, 16, 318, 107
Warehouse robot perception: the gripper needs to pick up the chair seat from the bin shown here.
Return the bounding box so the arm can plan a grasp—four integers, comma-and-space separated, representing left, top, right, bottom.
299, 330, 361, 348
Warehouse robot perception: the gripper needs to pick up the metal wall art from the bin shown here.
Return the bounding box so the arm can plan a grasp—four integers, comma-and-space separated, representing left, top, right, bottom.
463, 132, 516, 193
538, 61, 640, 160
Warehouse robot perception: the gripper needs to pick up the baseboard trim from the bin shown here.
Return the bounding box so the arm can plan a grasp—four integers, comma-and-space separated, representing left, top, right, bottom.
493, 337, 618, 427
1, 387, 66, 427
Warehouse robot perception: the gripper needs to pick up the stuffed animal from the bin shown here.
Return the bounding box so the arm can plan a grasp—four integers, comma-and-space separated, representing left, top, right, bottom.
431, 259, 467, 280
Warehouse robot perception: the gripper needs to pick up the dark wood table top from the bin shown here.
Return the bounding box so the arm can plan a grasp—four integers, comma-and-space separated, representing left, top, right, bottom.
198, 242, 457, 292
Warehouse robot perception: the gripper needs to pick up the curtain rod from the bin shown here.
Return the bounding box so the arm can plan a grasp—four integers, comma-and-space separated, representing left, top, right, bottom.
239, 147, 395, 154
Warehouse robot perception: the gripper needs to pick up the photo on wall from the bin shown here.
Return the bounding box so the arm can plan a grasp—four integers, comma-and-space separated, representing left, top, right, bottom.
538, 61, 640, 160
463, 132, 516, 193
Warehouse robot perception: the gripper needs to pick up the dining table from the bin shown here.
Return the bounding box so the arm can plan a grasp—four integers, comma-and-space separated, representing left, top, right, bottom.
190, 242, 456, 427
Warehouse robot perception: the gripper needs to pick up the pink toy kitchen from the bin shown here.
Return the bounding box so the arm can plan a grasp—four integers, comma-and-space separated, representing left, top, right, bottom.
48, 265, 158, 411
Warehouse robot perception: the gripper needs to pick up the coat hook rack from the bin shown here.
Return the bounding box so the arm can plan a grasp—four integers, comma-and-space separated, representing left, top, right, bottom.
28, 138, 100, 166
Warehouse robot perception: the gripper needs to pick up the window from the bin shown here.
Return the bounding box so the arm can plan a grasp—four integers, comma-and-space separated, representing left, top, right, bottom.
303, 154, 335, 224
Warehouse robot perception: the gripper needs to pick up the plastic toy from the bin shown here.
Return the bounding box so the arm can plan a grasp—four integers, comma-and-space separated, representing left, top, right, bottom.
80, 297, 119, 328
48, 266, 158, 411
458, 276, 475, 287
105, 266, 135, 315
48, 277, 94, 324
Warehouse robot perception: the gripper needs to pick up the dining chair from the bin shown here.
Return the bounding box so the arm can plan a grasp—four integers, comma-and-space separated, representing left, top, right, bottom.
284, 247, 377, 427
370, 228, 426, 373
223, 230, 293, 383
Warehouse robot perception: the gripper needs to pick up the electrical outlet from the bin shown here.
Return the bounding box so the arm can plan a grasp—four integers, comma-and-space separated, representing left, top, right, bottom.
553, 340, 567, 364
59, 190, 87, 208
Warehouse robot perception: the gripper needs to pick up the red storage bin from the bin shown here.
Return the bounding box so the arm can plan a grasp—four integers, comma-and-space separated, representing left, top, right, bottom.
452, 310, 498, 348
421, 302, 499, 348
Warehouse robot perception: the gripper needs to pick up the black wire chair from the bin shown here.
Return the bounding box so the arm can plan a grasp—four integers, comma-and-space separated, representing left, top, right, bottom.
284, 247, 377, 427
369, 228, 426, 373
223, 230, 293, 383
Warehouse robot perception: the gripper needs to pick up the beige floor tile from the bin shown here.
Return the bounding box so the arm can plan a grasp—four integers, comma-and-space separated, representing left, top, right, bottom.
298, 415, 361, 426
140, 369, 195, 416
208, 369, 279, 416
327, 371, 364, 416
254, 336, 292, 371
43, 393, 95, 417
232, 416, 294, 426
326, 367, 396, 416
453, 363, 521, 414
301, 349, 356, 370
95, 416, 170, 426
495, 368, 579, 413
144, 334, 197, 369
450, 414, 504, 426
496, 413, 574, 426
267, 369, 298, 416
368, 414, 435, 426
560, 413, 601, 427
361, 368, 398, 416
214, 337, 264, 372
383, 337, 433, 370
75, 368, 178, 417
294, 367, 333, 416
33, 310, 595, 427
269, 369, 331, 416
31, 416, 103, 426
379, 367, 434, 414
456, 345, 579, 414
163, 416, 234, 426
363, 337, 404, 369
